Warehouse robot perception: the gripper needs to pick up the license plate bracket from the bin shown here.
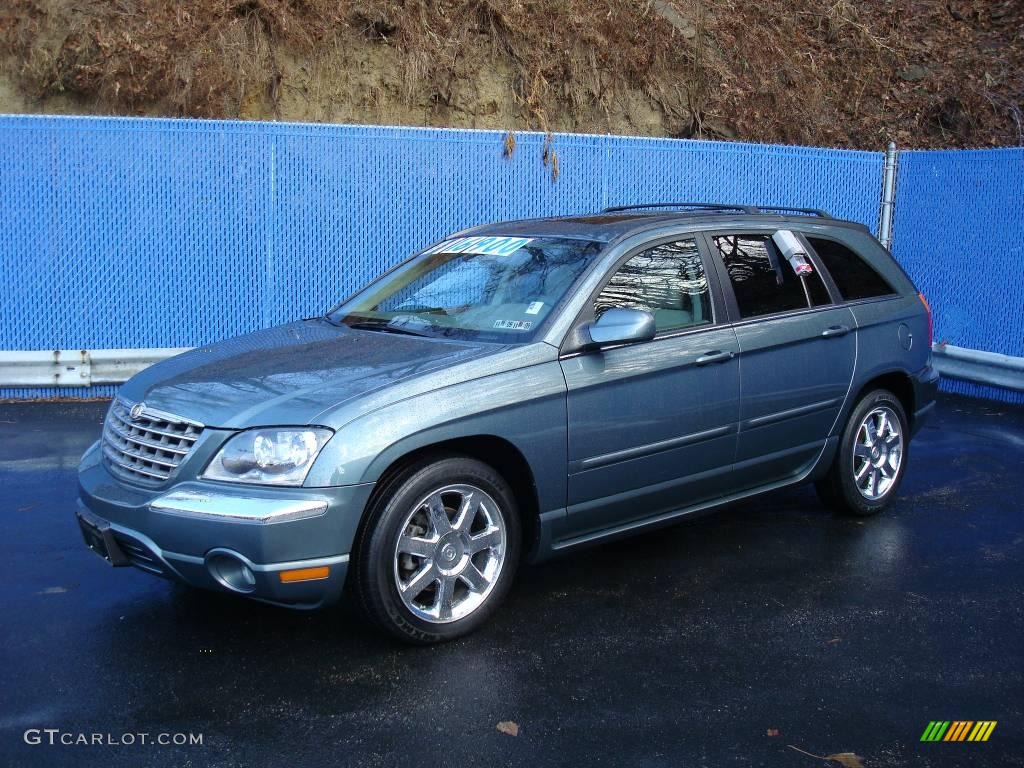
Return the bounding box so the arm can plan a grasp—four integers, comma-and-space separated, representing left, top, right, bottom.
77, 507, 131, 567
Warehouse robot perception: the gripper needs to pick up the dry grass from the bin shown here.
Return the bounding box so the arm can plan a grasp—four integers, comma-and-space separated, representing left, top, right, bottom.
702, 0, 1024, 147
0, 0, 697, 126
0, 0, 1021, 147
0, 0, 342, 116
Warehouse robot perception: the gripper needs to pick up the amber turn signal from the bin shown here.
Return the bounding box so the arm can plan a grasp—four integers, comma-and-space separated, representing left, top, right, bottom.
918, 293, 933, 347
278, 566, 330, 583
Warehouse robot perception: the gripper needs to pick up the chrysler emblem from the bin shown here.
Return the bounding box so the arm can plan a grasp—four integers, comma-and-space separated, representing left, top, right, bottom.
130, 402, 146, 420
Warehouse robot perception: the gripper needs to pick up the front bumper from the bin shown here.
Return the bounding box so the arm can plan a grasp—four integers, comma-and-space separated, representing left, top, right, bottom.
77, 441, 374, 609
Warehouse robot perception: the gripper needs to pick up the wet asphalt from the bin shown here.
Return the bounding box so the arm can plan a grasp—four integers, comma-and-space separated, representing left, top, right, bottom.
0, 394, 1022, 768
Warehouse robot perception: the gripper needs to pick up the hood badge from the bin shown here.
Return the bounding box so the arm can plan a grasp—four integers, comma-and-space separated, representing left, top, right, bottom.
130, 402, 146, 421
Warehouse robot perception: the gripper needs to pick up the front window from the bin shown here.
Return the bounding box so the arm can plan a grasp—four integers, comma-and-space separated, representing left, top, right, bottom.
329, 236, 603, 342
594, 238, 712, 333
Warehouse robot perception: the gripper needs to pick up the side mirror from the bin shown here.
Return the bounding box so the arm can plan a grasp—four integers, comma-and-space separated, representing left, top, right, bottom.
585, 308, 656, 349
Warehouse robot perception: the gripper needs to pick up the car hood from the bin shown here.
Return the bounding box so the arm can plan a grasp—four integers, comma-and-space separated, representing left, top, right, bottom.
119, 320, 505, 428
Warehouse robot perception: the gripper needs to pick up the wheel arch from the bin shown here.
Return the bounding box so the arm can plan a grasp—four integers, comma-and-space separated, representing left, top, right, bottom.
354, 435, 541, 562
813, 369, 917, 483
850, 370, 915, 428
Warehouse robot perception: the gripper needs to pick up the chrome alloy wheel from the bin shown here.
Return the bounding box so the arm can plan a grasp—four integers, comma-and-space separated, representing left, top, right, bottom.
392, 484, 507, 623
852, 405, 904, 500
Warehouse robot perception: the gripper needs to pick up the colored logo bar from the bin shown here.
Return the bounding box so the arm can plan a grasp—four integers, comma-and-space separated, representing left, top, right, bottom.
921, 721, 997, 742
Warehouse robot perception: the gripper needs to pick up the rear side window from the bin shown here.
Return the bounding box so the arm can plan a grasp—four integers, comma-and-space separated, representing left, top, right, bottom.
807, 237, 894, 301
713, 234, 831, 319
595, 238, 712, 333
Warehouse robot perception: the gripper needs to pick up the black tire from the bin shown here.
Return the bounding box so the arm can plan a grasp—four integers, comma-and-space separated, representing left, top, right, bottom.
816, 388, 909, 517
353, 454, 521, 644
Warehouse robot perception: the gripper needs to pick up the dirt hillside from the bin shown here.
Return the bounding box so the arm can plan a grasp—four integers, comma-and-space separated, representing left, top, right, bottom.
0, 0, 1021, 149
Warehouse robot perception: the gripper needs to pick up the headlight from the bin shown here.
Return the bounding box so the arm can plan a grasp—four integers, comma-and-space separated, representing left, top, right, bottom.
201, 428, 333, 486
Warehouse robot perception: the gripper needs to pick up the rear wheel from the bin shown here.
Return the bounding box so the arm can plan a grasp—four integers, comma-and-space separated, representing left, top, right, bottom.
816, 389, 908, 516
354, 455, 520, 644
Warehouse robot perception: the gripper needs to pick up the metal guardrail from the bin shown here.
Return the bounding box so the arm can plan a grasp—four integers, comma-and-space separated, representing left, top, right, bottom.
0, 348, 190, 387
0, 344, 1021, 393
932, 343, 1024, 392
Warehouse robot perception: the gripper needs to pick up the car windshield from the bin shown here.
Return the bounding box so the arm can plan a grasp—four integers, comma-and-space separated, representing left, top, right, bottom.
328, 236, 604, 342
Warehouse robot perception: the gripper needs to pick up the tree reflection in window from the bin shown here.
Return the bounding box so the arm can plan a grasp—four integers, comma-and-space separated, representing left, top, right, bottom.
595, 239, 711, 332
714, 234, 830, 318
379, 240, 602, 317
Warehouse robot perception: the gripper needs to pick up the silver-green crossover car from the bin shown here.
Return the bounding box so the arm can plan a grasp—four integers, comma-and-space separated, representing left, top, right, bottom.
78, 203, 938, 643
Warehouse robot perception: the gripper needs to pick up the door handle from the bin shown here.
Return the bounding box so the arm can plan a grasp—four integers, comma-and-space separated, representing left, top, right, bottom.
821, 325, 851, 338
695, 350, 735, 366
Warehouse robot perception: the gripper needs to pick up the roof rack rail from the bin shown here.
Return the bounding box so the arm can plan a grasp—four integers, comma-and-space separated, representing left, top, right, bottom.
755, 206, 832, 218
603, 202, 756, 214
601, 202, 832, 218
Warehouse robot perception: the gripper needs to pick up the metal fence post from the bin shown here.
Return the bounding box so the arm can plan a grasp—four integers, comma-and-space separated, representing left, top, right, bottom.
878, 141, 897, 250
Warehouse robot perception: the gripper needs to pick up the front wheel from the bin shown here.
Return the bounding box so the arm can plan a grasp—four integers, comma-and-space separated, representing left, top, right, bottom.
816, 389, 909, 516
353, 455, 521, 644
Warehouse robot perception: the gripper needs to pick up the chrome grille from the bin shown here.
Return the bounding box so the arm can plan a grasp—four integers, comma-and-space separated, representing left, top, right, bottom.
102, 398, 204, 484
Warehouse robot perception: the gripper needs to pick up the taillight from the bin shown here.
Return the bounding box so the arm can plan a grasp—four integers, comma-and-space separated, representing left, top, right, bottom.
918, 293, 932, 347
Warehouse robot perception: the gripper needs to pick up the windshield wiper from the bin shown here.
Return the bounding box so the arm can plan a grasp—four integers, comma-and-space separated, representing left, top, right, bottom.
396, 305, 449, 316
344, 320, 437, 338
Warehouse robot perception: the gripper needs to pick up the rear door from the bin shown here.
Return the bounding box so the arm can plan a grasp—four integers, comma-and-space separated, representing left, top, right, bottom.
557, 234, 740, 541
704, 230, 856, 490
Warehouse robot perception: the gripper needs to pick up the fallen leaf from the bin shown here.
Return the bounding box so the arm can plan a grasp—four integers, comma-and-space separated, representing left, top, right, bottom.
502, 132, 516, 158
825, 753, 864, 768
496, 721, 519, 737
788, 745, 863, 767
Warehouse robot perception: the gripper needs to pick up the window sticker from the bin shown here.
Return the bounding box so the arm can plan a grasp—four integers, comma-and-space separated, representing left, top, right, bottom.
493, 319, 533, 331
772, 229, 815, 275
788, 253, 814, 276
525, 301, 544, 315
423, 236, 534, 257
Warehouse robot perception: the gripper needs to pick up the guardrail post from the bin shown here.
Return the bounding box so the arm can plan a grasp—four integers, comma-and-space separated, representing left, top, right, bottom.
878, 141, 898, 250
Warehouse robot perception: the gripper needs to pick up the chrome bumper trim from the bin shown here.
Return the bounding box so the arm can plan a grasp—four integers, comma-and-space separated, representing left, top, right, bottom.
150, 489, 328, 525
198, 550, 350, 574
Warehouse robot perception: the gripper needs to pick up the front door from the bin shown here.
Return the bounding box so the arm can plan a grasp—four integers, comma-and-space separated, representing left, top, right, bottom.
557, 235, 740, 543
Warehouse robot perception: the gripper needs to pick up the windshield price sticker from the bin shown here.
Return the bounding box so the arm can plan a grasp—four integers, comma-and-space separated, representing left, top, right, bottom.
424, 236, 533, 257
494, 320, 533, 331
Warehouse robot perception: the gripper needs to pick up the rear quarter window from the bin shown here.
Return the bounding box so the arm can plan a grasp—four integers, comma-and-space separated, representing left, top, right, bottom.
808, 237, 894, 301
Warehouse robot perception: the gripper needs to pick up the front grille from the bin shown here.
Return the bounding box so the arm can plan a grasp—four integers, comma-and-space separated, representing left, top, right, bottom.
102, 398, 204, 484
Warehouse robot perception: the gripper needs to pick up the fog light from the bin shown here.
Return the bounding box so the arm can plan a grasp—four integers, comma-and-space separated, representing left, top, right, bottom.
279, 566, 330, 583
206, 550, 257, 594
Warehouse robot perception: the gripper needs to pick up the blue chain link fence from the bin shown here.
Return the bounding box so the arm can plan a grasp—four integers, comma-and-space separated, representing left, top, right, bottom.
891, 147, 1024, 403
0, 115, 1020, 401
